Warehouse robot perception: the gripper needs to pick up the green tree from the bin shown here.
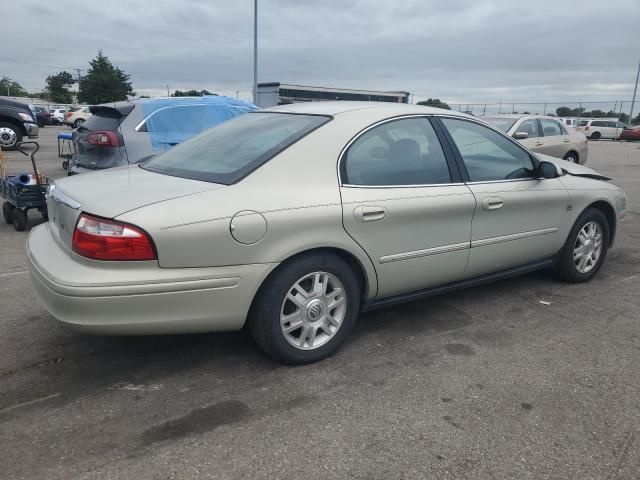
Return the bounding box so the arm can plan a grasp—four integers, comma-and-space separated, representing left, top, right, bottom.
45, 71, 74, 103
556, 106, 585, 117
172, 89, 216, 97
556, 106, 573, 117
78, 50, 133, 104
417, 98, 451, 110
0, 76, 28, 97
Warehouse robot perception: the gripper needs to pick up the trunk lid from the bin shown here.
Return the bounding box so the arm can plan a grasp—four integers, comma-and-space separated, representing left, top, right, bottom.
48, 165, 224, 251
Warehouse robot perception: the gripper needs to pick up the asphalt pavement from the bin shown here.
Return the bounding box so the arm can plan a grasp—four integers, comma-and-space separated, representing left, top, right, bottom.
1, 128, 639, 479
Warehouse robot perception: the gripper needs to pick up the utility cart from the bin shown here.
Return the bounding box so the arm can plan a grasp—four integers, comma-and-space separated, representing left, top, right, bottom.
1, 142, 49, 231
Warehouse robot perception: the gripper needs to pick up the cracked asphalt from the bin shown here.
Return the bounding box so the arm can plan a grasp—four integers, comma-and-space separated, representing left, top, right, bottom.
1, 128, 639, 479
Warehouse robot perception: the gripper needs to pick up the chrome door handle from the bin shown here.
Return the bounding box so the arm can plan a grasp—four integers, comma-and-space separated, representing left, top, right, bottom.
482, 196, 504, 211
563, 138, 571, 143
535, 141, 544, 146
354, 206, 387, 222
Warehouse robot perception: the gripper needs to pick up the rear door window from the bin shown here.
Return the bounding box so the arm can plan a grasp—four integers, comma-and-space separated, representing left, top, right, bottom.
540, 119, 563, 137
342, 117, 452, 186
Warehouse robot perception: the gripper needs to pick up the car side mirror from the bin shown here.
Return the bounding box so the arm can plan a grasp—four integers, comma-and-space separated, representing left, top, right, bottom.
513, 132, 528, 140
538, 161, 559, 179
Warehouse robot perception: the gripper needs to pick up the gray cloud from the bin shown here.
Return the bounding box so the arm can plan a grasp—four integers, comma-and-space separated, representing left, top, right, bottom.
3, 0, 639, 106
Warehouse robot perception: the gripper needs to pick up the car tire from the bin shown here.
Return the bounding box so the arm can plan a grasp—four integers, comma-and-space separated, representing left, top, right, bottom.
248, 252, 360, 365
555, 208, 609, 283
563, 151, 579, 163
73, 119, 84, 128
2, 201, 14, 224
590, 131, 601, 140
10, 208, 27, 232
0, 122, 22, 151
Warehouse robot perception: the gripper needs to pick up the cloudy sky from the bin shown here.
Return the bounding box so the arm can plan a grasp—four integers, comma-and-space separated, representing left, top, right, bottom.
3, 0, 640, 109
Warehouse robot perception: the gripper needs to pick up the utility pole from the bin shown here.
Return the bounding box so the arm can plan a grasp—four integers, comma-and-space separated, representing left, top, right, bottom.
236, 90, 239, 99
166, 85, 170, 97
629, 57, 640, 125
253, 0, 258, 105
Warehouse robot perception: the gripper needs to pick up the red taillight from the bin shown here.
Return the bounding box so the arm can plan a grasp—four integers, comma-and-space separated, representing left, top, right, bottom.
72, 214, 156, 261
87, 131, 121, 147
66, 112, 73, 118
584, 126, 590, 131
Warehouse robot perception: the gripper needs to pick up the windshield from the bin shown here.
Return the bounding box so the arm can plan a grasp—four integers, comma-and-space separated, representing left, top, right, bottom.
142, 112, 330, 184
482, 117, 518, 132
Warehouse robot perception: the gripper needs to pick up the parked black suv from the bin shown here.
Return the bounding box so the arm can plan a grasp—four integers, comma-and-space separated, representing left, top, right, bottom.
0, 98, 39, 150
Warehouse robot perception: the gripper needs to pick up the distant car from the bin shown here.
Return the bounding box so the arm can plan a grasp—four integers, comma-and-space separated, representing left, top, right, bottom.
30, 106, 51, 127
0, 98, 38, 150
482, 114, 588, 164
558, 117, 580, 128
50, 108, 67, 125
69, 96, 257, 175
28, 102, 627, 364
619, 125, 640, 141
578, 119, 628, 140
64, 107, 92, 128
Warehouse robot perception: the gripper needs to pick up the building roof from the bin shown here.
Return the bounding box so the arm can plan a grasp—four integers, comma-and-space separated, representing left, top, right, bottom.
258, 82, 410, 97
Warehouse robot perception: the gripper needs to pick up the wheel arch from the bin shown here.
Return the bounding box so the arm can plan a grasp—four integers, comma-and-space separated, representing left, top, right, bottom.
250, 246, 376, 315
0, 115, 27, 136
583, 200, 617, 246
564, 150, 579, 162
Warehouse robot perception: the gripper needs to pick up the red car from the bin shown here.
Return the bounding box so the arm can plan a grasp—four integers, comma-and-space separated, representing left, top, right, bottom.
620, 126, 640, 141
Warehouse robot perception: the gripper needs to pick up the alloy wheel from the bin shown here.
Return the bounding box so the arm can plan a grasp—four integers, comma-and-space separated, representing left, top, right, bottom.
0, 127, 17, 148
573, 221, 603, 274
280, 271, 347, 350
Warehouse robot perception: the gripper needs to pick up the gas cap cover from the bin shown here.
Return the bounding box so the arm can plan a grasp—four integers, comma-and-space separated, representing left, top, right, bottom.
229, 211, 267, 245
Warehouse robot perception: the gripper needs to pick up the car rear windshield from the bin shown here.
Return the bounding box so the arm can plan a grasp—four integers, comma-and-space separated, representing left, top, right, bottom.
482, 117, 517, 132
141, 112, 330, 184
80, 109, 123, 131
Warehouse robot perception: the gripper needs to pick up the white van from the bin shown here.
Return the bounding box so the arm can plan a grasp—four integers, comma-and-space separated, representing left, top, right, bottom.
578, 119, 628, 140
558, 117, 580, 128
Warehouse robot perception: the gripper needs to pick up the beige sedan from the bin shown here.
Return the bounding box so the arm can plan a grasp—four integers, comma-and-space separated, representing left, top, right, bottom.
27, 103, 626, 364
483, 114, 589, 164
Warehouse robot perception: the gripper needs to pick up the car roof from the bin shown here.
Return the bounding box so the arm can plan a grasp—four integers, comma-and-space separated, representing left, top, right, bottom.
481, 114, 559, 120
260, 101, 471, 118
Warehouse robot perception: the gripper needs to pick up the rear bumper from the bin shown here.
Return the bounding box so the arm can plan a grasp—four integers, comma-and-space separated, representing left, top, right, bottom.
27, 223, 277, 334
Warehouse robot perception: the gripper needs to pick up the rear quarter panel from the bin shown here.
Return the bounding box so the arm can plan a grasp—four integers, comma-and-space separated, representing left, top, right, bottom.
117, 113, 383, 297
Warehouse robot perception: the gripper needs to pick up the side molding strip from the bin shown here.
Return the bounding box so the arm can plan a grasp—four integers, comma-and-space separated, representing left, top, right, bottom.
471, 228, 558, 248
380, 242, 469, 264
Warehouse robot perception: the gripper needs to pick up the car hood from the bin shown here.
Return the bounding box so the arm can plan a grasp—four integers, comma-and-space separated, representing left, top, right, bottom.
537, 154, 611, 181
52, 165, 224, 218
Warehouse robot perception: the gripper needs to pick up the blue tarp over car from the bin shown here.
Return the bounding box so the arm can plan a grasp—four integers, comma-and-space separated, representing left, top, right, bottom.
141, 96, 257, 151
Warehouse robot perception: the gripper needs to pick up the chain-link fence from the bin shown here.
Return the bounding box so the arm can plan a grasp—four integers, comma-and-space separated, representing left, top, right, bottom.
445, 100, 639, 125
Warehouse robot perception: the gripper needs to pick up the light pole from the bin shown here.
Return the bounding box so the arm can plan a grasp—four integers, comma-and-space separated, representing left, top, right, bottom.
253, 0, 258, 105
629, 57, 640, 125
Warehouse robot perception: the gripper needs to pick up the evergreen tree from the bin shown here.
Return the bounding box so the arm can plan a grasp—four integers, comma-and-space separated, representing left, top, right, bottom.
78, 51, 133, 104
